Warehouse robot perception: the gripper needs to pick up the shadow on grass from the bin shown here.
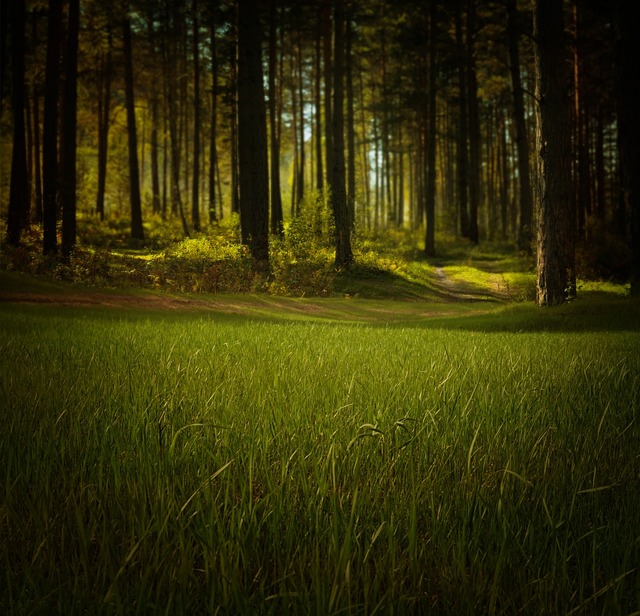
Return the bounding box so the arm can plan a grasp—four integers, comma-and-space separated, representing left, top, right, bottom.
421, 293, 640, 334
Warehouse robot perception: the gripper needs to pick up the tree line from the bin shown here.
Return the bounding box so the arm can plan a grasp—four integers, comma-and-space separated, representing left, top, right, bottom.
2, 0, 639, 304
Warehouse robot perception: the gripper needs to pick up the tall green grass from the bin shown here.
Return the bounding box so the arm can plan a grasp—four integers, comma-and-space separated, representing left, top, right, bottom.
1, 302, 639, 614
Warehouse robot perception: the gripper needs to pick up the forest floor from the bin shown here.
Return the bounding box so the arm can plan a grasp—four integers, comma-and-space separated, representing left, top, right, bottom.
0, 261, 518, 325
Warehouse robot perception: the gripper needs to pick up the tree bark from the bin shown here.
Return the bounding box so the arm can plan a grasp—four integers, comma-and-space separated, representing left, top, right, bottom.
466, 0, 480, 244
268, 0, 284, 235
208, 6, 219, 223
614, 0, 640, 296
96, 30, 112, 221
7, 0, 28, 245
331, 0, 353, 268
61, 0, 79, 261
345, 13, 356, 230
191, 0, 201, 232
237, 0, 269, 264
506, 0, 533, 253
424, 0, 437, 257
42, 0, 63, 255
122, 14, 144, 241
454, 0, 469, 238
534, 0, 575, 306
322, 0, 334, 193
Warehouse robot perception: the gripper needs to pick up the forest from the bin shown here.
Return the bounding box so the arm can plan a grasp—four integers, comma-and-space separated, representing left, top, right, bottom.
2, 1, 640, 614
1, 0, 638, 303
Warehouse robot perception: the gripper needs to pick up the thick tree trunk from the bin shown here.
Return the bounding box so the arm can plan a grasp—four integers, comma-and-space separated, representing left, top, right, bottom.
237, 0, 269, 265
534, 0, 575, 306
122, 15, 144, 241
7, 0, 27, 245
614, 0, 640, 296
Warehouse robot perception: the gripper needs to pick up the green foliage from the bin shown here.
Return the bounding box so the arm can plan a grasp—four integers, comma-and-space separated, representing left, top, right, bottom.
1, 301, 639, 614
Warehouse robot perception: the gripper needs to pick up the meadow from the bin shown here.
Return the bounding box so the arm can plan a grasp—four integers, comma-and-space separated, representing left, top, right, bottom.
1, 279, 639, 614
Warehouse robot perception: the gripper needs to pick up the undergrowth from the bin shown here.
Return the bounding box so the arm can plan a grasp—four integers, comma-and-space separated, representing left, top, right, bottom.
0, 204, 580, 302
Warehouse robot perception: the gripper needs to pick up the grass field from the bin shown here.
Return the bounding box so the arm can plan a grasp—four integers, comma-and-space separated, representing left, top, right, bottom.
1, 272, 639, 614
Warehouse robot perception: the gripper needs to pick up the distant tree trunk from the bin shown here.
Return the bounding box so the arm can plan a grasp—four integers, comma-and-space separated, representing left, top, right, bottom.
572, 2, 590, 241
122, 15, 144, 241
322, 0, 334, 192
506, 0, 533, 252
268, 0, 284, 235
32, 82, 43, 224
345, 13, 356, 229
230, 34, 240, 216
237, 0, 269, 264
455, 0, 469, 239
594, 105, 606, 221
314, 5, 324, 193
614, 0, 640, 296
42, 0, 63, 255
96, 30, 112, 221
331, 0, 353, 268
191, 0, 201, 232
425, 0, 437, 257
208, 4, 220, 223
466, 0, 480, 244
61, 0, 79, 261
534, 0, 574, 306
6, 0, 27, 245
296, 26, 305, 208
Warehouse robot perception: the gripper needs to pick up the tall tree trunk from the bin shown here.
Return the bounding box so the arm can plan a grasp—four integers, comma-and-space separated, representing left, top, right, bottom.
191, 0, 201, 232
534, 0, 574, 306
42, 0, 63, 255
614, 0, 640, 296
61, 0, 79, 261
506, 0, 533, 253
466, 0, 480, 244
322, 0, 334, 193
208, 7, 219, 223
572, 2, 590, 241
230, 33, 240, 216
314, 4, 324, 193
6, 0, 27, 245
345, 13, 356, 229
33, 82, 43, 224
331, 0, 353, 268
296, 25, 305, 208
455, 0, 469, 238
594, 105, 606, 221
237, 0, 269, 265
96, 30, 112, 221
425, 0, 437, 257
268, 0, 283, 235
122, 15, 144, 241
